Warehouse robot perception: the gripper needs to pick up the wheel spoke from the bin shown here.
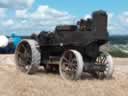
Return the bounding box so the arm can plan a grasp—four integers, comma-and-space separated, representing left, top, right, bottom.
61, 63, 67, 72
18, 57, 24, 66
63, 57, 70, 63
16, 50, 23, 55
97, 57, 100, 63
101, 55, 106, 64
68, 52, 73, 60
21, 44, 26, 51
18, 53, 25, 61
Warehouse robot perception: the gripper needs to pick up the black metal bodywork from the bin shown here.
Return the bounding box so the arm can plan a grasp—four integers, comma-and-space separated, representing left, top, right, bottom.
36, 10, 108, 64
14, 10, 113, 80
31, 10, 109, 66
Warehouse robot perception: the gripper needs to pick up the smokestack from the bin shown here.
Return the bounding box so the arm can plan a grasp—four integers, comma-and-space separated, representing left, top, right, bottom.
92, 10, 108, 33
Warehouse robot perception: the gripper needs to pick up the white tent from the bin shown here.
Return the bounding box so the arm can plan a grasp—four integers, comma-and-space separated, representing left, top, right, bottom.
0, 35, 9, 48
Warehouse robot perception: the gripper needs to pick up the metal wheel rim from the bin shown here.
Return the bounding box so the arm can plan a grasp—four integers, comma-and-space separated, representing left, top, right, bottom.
96, 52, 113, 78
60, 51, 78, 80
60, 50, 84, 80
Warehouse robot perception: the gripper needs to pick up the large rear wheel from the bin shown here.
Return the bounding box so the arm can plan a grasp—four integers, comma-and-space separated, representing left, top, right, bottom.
15, 39, 41, 74
59, 50, 84, 80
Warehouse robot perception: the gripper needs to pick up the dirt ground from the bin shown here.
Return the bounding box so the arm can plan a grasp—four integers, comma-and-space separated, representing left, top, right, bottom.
0, 55, 128, 96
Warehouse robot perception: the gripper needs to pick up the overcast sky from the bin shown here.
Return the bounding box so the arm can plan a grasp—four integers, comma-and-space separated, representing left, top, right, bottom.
0, 0, 128, 35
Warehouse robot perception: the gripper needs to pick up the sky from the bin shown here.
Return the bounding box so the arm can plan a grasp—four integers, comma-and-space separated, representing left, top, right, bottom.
0, 0, 128, 35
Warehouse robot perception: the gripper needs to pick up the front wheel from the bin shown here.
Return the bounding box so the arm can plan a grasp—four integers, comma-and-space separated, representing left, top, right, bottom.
59, 50, 84, 80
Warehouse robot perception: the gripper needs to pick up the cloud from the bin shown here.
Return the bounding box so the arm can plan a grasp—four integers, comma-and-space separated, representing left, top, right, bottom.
119, 12, 128, 25
16, 9, 28, 18
0, 0, 35, 9
108, 11, 128, 35
1, 3, 128, 36
107, 13, 114, 32
84, 14, 91, 20
0, 5, 75, 35
0, 8, 6, 18
2, 19, 14, 26
14, 5, 75, 34
30, 5, 74, 21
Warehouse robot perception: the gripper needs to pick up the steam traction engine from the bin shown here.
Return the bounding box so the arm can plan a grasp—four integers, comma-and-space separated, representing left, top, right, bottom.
15, 10, 113, 80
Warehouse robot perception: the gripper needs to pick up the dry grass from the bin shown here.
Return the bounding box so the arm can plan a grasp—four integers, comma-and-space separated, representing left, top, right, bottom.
0, 55, 128, 96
